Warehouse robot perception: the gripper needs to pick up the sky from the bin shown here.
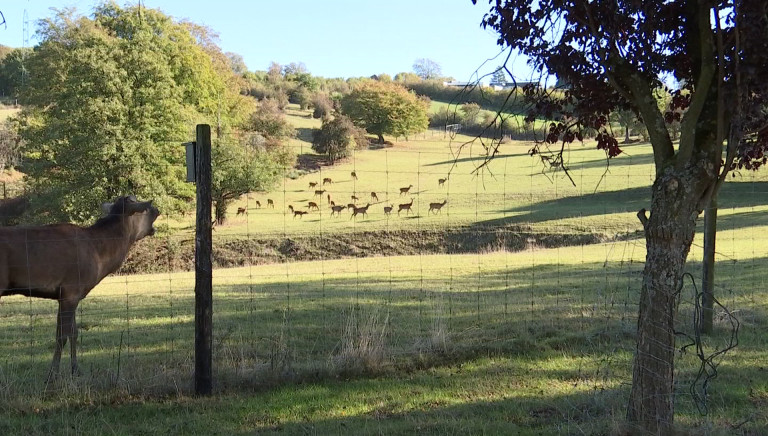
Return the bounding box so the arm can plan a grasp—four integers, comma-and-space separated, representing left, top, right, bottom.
0, 0, 534, 83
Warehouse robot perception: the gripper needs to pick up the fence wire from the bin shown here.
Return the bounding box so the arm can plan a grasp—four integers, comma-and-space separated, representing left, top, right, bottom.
0, 134, 766, 432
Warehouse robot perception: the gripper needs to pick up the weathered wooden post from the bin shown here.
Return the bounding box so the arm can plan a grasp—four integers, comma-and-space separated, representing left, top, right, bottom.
190, 124, 213, 395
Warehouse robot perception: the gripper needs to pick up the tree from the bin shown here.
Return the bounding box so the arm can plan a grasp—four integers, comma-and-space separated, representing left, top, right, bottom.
460, 102, 482, 127
311, 115, 364, 164
490, 66, 507, 86
473, 1, 768, 433
341, 80, 429, 143
412, 58, 442, 80
16, 4, 255, 222
225, 52, 248, 75
0, 48, 31, 99
245, 98, 295, 140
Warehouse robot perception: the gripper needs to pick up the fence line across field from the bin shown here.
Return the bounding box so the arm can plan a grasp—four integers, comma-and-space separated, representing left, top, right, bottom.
0, 126, 763, 417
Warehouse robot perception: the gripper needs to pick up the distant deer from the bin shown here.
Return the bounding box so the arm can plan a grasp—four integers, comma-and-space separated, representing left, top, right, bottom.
399, 184, 414, 196
351, 203, 370, 219
330, 204, 346, 216
236, 207, 247, 216
267, 199, 275, 208
429, 199, 447, 214
254, 200, 262, 208
398, 198, 414, 215
351, 194, 359, 201
384, 204, 393, 216
351, 171, 358, 180
307, 201, 320, 211
314, 189, 326, 197
322, 177, 333, 185
327, 194, 332, 205
370, 192, 379, 202
438, 177, 448, 187
288, 206, 307, 219
309, 181, 318, 189
347, 203, 356, 212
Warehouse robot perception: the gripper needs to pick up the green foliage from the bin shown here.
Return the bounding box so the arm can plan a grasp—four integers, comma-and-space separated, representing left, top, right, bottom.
15, 3, 253, 222
460, 102, 481, 127
311, 115, 363, 163
312, 93, 334, 119
341, 80, 428, 143
0, 48, 32, 99
490, 66, 507, 86
404, 81, 528, 114
245, 99, 295, 139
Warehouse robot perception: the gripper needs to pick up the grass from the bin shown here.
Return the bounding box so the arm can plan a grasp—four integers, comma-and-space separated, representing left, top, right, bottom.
0, 105, 766, 434
0, 104, 19, 122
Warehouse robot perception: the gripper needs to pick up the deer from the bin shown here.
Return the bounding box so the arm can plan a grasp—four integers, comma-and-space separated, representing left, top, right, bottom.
398, 198, 414, 215
351, 203, 370, 219
307, 201, 320, 211
330, 204, 346, 216
254, 200, 261, 208
236, 207, 247, 216
314, 189, 326, 197
429, 199, 447, 214
322, 177, 333, 185
384, 204, 393, 216
351, 171, 358, 180
351, 194, 359, 202
309, 181, 318, 189
399, 184, 414, 196
347, 203, 357, 212
0, 196, 159, 381
267, 199, 274, 208
370, 192, 379, 202
438, 177, 448, 187
288, 206, 307, 219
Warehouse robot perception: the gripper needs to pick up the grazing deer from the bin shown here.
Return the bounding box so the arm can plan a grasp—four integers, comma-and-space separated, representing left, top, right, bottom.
330, 204, 346, 216
314, 189, 325, 197
351, 171, 358, 180
384, 204, 393, 216
322, 177, 333, 185
399, 184, 414, 196
307, 201, 320, 211
254, 200, 261, 208
438, 177, 447, 187
429, 199, 447, 214
351, 194, 359, 201
293, 210, 308, 218
267, 199, 274, 208
351, 203, 370, 219
236, 207, 247, 216
370, 192, 379, 202
398, 198, 414, 215
309, 181, 318, 189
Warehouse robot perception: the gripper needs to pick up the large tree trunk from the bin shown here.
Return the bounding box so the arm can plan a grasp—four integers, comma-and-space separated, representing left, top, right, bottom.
214, 201, 227, 226
628, 165, 714, 434
701, 195, 717, 334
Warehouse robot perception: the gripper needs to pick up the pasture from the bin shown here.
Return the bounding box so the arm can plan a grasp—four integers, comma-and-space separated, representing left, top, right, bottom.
0, 106, 766, 434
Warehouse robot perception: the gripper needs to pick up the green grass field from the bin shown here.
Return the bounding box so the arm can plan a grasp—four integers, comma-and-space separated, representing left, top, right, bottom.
0, 105, 766, 435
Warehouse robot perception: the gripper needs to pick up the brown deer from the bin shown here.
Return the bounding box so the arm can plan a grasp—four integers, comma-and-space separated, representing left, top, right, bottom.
351, 171, 358, 180
370, 192, 379, 202
0, 196, 159, 380
309, 181, 318, 189
438, 177, 447, 187
398, 198, 414, 215
351, 203, 370, 219
330, 204, 346, 216
399, 184, 414, 196
267, 199, 275, 208
384, 204, 393, 216
254, 200, 261, 208
322, 177, 333, 185
429, 199, 447, 214
288, 205, 307, 218
314, 189, 326, 197
327, 194, 332, 205
236, 207, 247, 216
351, 194, 359, 201
307, 201, 320, 211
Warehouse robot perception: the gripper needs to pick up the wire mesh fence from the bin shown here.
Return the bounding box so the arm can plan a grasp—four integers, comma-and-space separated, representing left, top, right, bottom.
0, 134, 766, 429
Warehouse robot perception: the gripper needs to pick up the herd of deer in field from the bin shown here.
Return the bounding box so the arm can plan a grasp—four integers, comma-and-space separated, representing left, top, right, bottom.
239, 171, 449, 220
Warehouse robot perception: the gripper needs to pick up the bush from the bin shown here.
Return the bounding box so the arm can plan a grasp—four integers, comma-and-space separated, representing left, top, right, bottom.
312, 93, 333, 119
312, 115, 364, 163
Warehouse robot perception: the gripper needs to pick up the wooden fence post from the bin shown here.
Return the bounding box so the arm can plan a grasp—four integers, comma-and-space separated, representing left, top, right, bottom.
194, 124, 213, 395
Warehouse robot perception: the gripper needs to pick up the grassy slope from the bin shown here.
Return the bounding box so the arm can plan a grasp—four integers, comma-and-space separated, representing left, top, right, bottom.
0, 105, 766, 434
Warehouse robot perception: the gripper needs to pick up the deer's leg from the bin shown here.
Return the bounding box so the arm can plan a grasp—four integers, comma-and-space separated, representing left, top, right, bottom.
52, 296, 80, 378
47, 300, 67, 381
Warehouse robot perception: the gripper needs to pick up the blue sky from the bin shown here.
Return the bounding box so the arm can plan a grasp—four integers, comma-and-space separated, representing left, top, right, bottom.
0, 0, 533, 82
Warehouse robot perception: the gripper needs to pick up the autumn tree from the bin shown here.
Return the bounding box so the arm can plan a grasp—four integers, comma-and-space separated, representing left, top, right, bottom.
311, 115, 365, 164
412, 58, 442, 80
473, 1, 768, 433
341, 80, 429, 143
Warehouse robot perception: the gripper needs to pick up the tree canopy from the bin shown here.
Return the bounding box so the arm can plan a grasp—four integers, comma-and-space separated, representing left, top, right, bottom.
473, 1, 768, 433
16, 2, 286, 222
341, 80, 429, 143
